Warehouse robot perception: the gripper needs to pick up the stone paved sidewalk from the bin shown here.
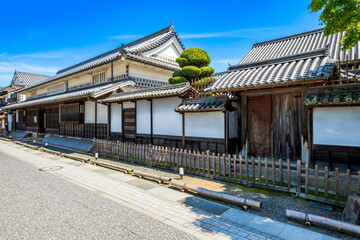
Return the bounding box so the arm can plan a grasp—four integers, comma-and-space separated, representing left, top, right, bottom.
1, 140, 339, 240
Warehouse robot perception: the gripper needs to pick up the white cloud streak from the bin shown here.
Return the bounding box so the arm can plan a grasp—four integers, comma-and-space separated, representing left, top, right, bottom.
9, 51, 66, 60
180, 27, 276, 39
109, 34, 144, 40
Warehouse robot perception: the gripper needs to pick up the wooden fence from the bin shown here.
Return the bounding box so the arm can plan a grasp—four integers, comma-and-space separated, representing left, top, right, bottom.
94, 139, 360, 204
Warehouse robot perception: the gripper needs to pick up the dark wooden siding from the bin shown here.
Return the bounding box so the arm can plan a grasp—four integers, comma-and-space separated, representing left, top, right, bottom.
272, 93, 306, 159
248, 95, 272, 157
123, 109, 136, 142
60, 103, 79, 123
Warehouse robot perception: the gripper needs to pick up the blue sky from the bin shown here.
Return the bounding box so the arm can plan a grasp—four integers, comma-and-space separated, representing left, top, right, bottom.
0, 0, 322, 86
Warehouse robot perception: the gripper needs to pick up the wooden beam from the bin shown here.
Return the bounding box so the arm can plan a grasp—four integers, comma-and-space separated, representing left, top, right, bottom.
182, 113, 185, 149
111, 61, 114, 80
225, 111, 229, 154
121, 103, 124, 142
107, 103, 111, 139
95, 102, 97, 139
149, 99, 153, 144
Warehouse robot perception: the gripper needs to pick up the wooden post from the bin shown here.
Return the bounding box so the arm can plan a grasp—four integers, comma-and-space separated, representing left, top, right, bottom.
346, 169, 351, 198
95, 102, 97, 139
182, 113, 185, 149
121, 103, 124, 142
234, 155, 237, 179
305, 164, 309, 194
324, 166, 329, 198
335, 168, 339, 200
287, 159, 291, 191
206, 150, 210, 176
222, 154, 226, 176
239, 156, 243, 180
265, 157, 268, 184
314, 165, 319, 196
272, 158, 276, 185
296, 160, 301, 196
258, 157, 261, 183
245, 156, 249, 182
149, 99, 153, 145
107, 104, 111, 140
224, 111, 229, 154
251, 156, 255, 181
279, 159, 283, 186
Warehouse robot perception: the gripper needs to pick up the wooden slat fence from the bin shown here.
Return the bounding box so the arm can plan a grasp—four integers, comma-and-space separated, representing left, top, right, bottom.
94, 139, 360, 203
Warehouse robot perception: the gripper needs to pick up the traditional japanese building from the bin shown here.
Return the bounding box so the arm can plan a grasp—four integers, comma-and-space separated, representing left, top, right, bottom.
0, 70, 49, 132
207, 28, 360, 168
4, 24, 184, 139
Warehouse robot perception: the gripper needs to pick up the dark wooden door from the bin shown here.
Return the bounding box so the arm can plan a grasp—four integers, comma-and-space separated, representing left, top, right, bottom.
123, 109, 136, 142
38, 109, 45, 133
248, 95, 272, 157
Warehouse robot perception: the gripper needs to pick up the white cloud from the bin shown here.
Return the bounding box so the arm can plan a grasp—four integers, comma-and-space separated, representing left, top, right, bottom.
0, 62, 57, 74
9, 51, 66, 60
180, 27, 276, 39
109, 34, 143, 40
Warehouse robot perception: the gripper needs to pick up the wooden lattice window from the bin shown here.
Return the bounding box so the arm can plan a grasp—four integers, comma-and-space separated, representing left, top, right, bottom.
60, 103, 79, 123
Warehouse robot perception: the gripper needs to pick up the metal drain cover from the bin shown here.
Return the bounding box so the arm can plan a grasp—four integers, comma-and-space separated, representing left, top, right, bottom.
39, 166, 63, 171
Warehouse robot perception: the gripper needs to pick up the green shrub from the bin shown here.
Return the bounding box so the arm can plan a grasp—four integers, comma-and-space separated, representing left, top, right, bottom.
199, 66, 215, 78
180, 48, 211, 68
172, 71, 184, 78
176, 58, 190, 68
171, 76, 188, 84
168, 78, 174, 84
181, 66, 201, 78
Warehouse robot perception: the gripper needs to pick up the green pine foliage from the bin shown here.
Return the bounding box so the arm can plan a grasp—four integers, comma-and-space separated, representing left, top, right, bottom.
169, 48, 215, 84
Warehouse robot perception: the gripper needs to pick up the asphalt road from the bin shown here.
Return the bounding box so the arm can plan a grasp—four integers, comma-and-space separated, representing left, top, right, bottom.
0, 150, 197, 240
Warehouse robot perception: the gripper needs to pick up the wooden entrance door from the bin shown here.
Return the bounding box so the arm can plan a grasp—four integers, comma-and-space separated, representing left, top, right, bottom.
248, 95, 272, 157
38, 109, 45, 133
123, 109, 136, 142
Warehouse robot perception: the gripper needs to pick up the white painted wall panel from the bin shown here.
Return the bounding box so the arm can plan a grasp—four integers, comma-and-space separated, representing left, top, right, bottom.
185, 112, 224, 138
7, 114, 12, 131
136, 100, 151, 134
97, 104, 108, 124
85, 101, 108, 124
153, 97, 182, 136
111, 103, 122, 132
313, 106, 360, 147
85, 101, 95, 123
123, 101, 135, 109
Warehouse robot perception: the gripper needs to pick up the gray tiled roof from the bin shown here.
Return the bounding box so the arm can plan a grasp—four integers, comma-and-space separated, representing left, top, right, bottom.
101, 82, 191, 102
207, 53, 336, 92
175, 96, 229, 112
240, 29, 360, 64
4, 80, 135, 109
13, 71, 50, 87
206, 28, 360, 92
21, 25, 183, 93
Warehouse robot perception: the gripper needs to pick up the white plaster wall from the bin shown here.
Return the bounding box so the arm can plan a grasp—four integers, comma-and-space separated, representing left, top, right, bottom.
136, 100, 151, 134
97, 104, 108, 124
85, 101, 108, 124
229, 110, 238, 138
185, 112, 224, 139
85, 101, 95, 123
111, 103, 122, 132
7, 114, 13, 131
123, 101, 135, 109
129, 63, 172, 81
113, 60, 127, 76
16, 110, 19, 122
153, 97, 182, 136
313, 106, 360, 147
68, 75, 92, 89
36, 88, 47, 96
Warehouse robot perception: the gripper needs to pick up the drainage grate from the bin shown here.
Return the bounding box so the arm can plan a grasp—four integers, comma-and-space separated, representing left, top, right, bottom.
39, 166, 63, 171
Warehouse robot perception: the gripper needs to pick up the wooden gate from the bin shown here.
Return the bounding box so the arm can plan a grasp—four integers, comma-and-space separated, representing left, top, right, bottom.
248, 95, 272, 157
123, 109, 136, 142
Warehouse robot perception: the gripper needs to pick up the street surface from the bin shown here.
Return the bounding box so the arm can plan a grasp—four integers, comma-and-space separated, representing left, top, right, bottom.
0, 140, 338, 240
